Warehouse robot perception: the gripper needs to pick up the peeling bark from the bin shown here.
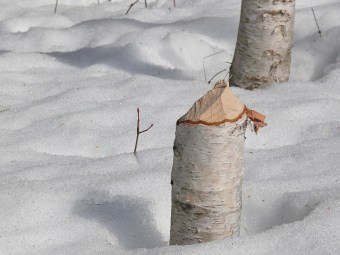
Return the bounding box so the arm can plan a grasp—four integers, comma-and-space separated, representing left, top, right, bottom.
230, 0, 295, 89
170, 116, 247, 245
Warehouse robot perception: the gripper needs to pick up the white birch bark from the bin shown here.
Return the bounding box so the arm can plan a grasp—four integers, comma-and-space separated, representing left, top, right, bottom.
170, 116, 247, 245
230, 0, 296, 89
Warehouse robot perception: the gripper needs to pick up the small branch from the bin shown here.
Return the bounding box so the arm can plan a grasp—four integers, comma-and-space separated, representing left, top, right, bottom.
54, 0, 59, 14
243, 225, 249, 235
97, 0, 100, 5
134, 108, 153, 154
126, 0, 139, 15
202, 50, 226, 82
173, 0, 176, 7
305, 204, 312, 209
311, 7, 322, 37
0, 108, 10, 113
140, 124, 153, 134
145, 0, 147, 8
208, 69, 227, 84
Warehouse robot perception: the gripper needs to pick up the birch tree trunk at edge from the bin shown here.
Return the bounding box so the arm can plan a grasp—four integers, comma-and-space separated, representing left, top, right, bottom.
230, 0, 296, 89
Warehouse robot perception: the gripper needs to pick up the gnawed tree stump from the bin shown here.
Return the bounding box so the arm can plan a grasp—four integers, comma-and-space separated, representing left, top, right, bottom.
170, 81, 265, 245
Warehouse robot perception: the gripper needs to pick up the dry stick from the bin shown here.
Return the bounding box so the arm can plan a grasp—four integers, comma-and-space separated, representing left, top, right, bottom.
134, 108, 153, 154
243, 225, 250, 235
202, 50, 226, 82
126, 0, 140, 14
311, 7, 322, 37
54, 0, 59, 14
145, 0, 147, 8
208, 69, 227, 84
173, 0, 176, 7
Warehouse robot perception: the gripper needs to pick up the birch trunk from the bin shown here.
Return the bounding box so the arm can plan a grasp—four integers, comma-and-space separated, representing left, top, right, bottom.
230, 0, 295, 89
170, 117, 247, 245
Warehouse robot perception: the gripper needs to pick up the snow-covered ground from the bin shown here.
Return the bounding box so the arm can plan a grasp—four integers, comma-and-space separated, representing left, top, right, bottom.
0, 0, 340, 254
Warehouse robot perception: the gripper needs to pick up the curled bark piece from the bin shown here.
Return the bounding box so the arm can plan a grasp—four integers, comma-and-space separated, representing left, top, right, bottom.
245, 107, 267, 134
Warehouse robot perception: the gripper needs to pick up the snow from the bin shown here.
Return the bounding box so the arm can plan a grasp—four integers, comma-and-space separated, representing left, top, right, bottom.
0, 0, 339, 254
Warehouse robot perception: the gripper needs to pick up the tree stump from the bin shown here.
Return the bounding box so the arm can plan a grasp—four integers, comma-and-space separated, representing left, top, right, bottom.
170, 81, 262, 245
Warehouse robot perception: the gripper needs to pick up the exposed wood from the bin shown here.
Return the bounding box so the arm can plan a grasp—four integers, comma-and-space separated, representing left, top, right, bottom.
177, 81, 245, 126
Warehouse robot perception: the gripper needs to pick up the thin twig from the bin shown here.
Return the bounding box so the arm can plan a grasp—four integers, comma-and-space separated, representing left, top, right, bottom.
134, 108, 141, 154
139, 125, 153, 134
126, 0, 139, 15
208, 69, 227, 84
54, 0, 59, 14
243, 225, 249, 235
311, 7, 322, 37
173, 0, 176, 7
145, 0, 147, 8
97, 0, 100, 5
134, 108, 153, 154
202, 50, 226, 82
0, 108, 10, 113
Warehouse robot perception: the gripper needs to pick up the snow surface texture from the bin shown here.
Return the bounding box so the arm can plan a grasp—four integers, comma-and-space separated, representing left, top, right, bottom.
0, 0, 339, 254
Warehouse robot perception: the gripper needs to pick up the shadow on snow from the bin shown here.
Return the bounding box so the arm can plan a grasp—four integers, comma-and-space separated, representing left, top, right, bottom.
73, 192, 164, 250
49, 45, 190, 80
